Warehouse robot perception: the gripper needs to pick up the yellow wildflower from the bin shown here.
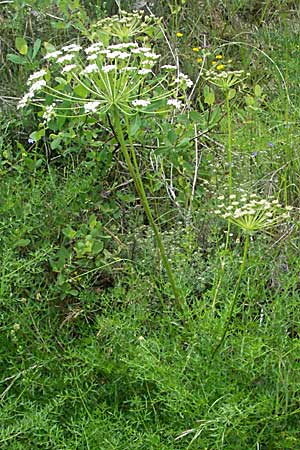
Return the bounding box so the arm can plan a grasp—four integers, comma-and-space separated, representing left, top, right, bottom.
216, 64, 225, 70
192, 47, 200, 52
211, 61, 217, 65
216, 54, 223, 59
197, 57, 203, 63
176, 32, 183, 37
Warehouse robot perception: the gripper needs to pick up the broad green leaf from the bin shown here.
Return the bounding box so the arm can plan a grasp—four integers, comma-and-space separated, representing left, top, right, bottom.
246, 94, 255, 106
128, 115, 141, 137
189, 111, 203, 121
73, 84, 88, 98
254, 84, 262, 98
167, 129, 178, 145
63, 226, 77, 239
7, 53, 27, 65
44, 42, 56, 53
228, 88, 236, 100
15, 36, 28, 55
13, 239, 30, 248
204, 86, 215, 106
29, 129, 45, 142
88, 214, 97, 230
92, 240, 104, 254
32, 38, 42, 59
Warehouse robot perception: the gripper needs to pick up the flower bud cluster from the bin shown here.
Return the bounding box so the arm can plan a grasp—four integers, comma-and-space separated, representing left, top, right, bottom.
92, 10, 162, 41
213, 193, 292, 233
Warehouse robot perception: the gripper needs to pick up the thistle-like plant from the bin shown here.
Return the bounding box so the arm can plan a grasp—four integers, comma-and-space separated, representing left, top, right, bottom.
18, 11, 193, 311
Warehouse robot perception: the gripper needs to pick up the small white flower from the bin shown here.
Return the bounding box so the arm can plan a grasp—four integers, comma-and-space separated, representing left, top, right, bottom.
27, 69, 47, 84
108, 43, 138, 50
44, 50, 62, 60
115, 52, 131, 60
137, 47, 152, 53
132, 99, 151, 107
143, 52, 160, 59
57, 54, 76, 63
17, 91, 34, 109
84, 101, 101, 113
87, 54, 98, 61
62, 44, 82, 52
85, 42, 104, 54
162, 65, 177, 70
175, 73, 193, 88
62, 64, 77, 73
29, 79, 46, 93
120, 66, 137, 72
128, 42, 139, 48
108, 44, 125, 50
102, 65, 117, 73
81, 64, 99, 75
167, 98, 182, 109
106, 51, 122, 59
141, 59, 155, 66
138, 68, 152, 75
43, 104, 56, 123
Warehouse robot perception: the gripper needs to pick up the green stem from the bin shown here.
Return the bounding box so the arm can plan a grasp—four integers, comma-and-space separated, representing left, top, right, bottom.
259, 0, 271, 26
212, 233, 250, 359
226, 91, 232, 195
112, 111, 184, 311
211, 92, 233, 310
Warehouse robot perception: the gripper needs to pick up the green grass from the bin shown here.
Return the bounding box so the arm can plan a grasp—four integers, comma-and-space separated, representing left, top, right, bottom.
1, 1, 300, 449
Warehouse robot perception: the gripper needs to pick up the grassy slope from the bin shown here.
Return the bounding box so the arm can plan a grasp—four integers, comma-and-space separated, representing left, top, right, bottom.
1, 2, 300, 449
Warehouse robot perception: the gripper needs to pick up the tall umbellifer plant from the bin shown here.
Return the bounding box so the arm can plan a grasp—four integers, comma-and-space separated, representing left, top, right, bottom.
18, 11, 193, 311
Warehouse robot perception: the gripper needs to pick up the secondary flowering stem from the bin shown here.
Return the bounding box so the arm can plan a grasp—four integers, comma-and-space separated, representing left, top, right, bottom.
212, 233, 250, 359
226, 90, 233, 196
113, 110, 184, 311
